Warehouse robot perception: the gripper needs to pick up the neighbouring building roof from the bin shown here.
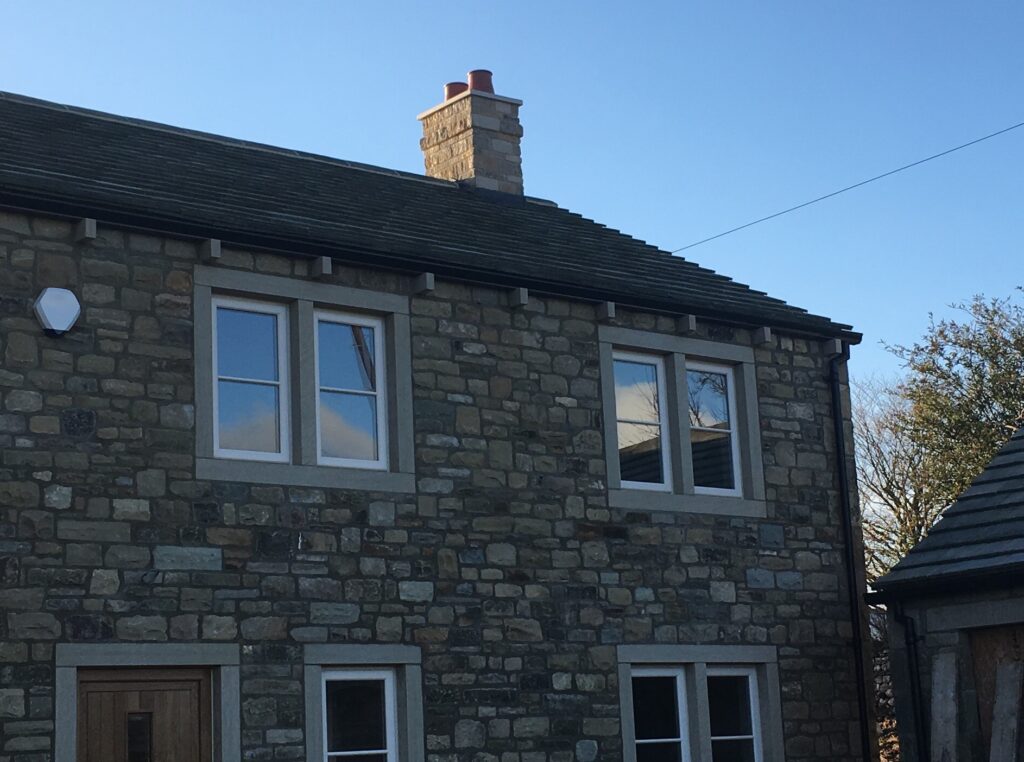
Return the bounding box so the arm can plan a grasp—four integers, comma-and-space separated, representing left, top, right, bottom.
875, 427, 1024, 594
0, 92, 857, 340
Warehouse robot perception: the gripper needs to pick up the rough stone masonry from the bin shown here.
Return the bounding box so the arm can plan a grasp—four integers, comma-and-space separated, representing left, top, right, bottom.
0, 210, 868, 761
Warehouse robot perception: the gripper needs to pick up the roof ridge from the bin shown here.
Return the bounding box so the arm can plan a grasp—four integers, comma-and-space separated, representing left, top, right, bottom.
0, 90, 557, 207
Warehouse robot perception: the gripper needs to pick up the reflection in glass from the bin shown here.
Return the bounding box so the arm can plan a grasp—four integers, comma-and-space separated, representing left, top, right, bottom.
320, 392, 378, 461
687, 370, 730, 429
615, 360, 660, 423
319, 322, 376, 391
618, 423, 664, 484
632, 677, 680, 740
615, 357, 665, 485
218, 381, 280, 452
687, 368, 736, 490
691, 430, 734, 490
326, 680, 386, 753
217, 308, 278, 381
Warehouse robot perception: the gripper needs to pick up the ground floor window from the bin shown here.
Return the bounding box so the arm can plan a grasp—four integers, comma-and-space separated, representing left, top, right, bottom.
304, 645, 423, 762
630, 667, 690, 761
618, 646, 782, 762
322, 669, 398, 762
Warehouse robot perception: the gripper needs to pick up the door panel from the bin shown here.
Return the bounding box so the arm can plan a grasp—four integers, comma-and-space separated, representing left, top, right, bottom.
77, 668, 212, 762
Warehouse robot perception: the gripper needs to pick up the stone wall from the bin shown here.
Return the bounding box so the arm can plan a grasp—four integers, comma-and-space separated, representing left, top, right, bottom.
0, 210, 868, 760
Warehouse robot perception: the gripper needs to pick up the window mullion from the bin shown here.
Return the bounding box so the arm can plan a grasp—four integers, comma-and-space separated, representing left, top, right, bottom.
294, 299, 318, 466
667, 353, 694, 496
689, 663, 712, 762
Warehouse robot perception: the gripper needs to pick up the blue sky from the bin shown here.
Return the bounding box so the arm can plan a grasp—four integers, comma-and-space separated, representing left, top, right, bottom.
3, 1, 1021, 379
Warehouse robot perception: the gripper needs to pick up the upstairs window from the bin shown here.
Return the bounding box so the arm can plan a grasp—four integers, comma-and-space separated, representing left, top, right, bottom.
599, 325, 767, 516
212, 297, 290, 462
195, 266, 416, 491
686, 362, 741, 496
614, 352, 671, 490
315, 312, 387, 469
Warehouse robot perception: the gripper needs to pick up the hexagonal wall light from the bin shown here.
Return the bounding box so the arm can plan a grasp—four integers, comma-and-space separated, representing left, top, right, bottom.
33, 288, 81, 336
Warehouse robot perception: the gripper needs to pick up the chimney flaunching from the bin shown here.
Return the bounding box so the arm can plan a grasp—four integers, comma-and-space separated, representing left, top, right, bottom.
418, 69, 524, 195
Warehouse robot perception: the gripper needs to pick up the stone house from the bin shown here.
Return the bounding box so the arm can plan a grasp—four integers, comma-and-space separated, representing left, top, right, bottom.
0, 71, 873, 761
873, 427, 1024, 761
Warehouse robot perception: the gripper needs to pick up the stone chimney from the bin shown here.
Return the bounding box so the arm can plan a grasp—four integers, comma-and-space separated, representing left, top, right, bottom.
418, 70, 524, 195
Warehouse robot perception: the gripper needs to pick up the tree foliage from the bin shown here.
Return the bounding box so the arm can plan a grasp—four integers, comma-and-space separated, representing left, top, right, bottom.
890, 291, 1024, 509
856, 290, 1024, 762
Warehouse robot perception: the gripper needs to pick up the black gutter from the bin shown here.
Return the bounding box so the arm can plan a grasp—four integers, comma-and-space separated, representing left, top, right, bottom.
828, 343, 875, 761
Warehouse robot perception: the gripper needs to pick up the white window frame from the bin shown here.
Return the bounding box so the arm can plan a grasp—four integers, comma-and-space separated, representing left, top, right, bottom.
630, 667, 691, 762
211, 296, 291, 463
314, 310, 388, 470
705, 665, 764, 762
687, 360, 742, 498
612, 350, 672, 492
321, 668, 398, 762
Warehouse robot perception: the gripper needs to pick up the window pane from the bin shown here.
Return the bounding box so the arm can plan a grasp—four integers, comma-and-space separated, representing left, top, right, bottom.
636, 742, 683, 762
325, 680, 386, 752
218, 380, 280, 452
687, 369, 730, 430
711, 739, 756, 762
319, 321, 376, 392
321, 392, 378, 461
615, 360, 660, 423
618, 423, 664, 484
708, 675, 753, 737
217, 308, 279, 381
326, 756, 388, 762
691, 429, 734, 490
632, 676, 680, 740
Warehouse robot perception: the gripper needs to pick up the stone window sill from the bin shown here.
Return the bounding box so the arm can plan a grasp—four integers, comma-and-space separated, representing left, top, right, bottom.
608, 488, 766, 517
196, 458, 416, 493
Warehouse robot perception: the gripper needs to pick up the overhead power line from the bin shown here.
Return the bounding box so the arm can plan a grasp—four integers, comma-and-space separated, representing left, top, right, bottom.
671, 119, 1024, 253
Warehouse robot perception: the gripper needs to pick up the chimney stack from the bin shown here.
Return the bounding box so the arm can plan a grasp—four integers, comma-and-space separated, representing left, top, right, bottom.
418, 70, 524, 195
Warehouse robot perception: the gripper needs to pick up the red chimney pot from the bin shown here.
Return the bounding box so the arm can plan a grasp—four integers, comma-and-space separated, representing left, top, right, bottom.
467, 69, 494, 93
444, 82, 469, 100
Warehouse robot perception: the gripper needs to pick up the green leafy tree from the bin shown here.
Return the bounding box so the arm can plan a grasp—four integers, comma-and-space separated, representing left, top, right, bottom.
890, 291, 1024, 509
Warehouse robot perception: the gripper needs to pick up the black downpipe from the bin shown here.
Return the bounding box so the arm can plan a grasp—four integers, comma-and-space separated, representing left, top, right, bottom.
892, 600, 928, 761
828, 344, 875, 761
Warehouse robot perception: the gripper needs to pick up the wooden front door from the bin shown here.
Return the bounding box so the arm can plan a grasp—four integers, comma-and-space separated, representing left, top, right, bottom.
77, 668, 212, 762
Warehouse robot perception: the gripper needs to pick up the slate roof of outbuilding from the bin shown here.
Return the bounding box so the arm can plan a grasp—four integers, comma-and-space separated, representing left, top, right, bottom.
0, 92, 857, 340
875, 427, 1024, 593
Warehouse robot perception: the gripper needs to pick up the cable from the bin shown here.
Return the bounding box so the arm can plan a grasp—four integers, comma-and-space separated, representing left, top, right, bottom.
671, 119, 1024, 253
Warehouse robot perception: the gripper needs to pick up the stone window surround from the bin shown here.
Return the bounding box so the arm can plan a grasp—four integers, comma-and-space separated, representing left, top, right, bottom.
54, 643, 241, 762
303, 644, 424, 762
617, 645, 785, 762
194, 266, 415, 492
599, 326, 767, 517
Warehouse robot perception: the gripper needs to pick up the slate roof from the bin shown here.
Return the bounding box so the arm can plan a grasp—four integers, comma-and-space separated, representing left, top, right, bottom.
0, 91, 856, 339
875, 427, 1024, 594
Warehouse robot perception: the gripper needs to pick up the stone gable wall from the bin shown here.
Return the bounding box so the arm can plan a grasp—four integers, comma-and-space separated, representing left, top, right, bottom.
0, 210, 867, 761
